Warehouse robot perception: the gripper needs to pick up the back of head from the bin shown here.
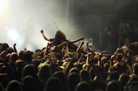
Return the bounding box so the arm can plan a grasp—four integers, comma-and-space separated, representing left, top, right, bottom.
22, 64, 37, 80
44, 77, 63, 91
132, 63, 138, 75
126, 75, 138, 88
10, 52, 18, 62
52, 71, 67, 91
109, 71, 119, 81
23, 76, 34, 91
129, 42, 138, 55
75, 82, 91, 91
67, 73, 80, 91
55, 30, 66, 41
6, 80, 22, 91
19, 50, 25, 60
106, 80, 121, 91
1, 43, 9, 51
89, 68, 95, 80
79, 69, 90, 82
118, 73, 129, 87
38, 65, 52, 83
22, 51, 32, 64
52, 71, 66, 85
69, 67, 79, 74
6, 47, 14, 54
15, 59, 26, 70
116, 53, 123, 62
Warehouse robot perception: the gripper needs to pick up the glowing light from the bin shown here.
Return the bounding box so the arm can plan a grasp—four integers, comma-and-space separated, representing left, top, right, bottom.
8, 30, 19, 41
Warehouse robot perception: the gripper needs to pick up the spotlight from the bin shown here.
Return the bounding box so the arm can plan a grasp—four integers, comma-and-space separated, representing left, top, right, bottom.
8, 30, 19, 41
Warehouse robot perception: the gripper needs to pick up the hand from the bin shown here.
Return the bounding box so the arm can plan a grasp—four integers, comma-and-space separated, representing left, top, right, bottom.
116, 48, 123, 53
13, 43, 16, 47
40, 29, 44, 33
24, 47, 27, 51
111, 54, 115, 61
79, 37, 84, 40
86, 42, 89, 46
81, 41, 84, 45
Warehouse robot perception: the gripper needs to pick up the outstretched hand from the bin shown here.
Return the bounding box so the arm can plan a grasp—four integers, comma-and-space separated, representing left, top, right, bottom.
40, 29, 44, 33
79, 37, 84, 40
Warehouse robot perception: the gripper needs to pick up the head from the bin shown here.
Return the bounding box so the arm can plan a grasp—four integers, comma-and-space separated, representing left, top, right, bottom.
22, 51, 32, 64
44, 77, 63, 91
23, 76, 34, 91
6, 80, 22, 91
75, 82, 91, 91
1, 43, 9, 51
118, 73, 129, 87
106, 81, 121, 91
67, 73, 80, 91
22, 64, 38, 81
9, 52, 18, 62
38, 64, 52, 83
79, 69, 90, 82
124, 38, 130, 46
132, 63, 138, 75
55, 30, 66, 41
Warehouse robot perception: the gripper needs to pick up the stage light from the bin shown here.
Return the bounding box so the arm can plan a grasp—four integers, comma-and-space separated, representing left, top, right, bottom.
8, 30, 19, 41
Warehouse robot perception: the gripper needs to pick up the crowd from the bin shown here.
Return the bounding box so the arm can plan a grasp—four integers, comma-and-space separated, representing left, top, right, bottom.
0, 29, 138, 91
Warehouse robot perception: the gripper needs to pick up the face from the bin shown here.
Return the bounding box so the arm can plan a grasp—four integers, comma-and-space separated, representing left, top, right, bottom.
125, 40, 130, 46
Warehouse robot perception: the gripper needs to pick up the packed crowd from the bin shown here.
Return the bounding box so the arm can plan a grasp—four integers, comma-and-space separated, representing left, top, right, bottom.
0, 29, 138, 91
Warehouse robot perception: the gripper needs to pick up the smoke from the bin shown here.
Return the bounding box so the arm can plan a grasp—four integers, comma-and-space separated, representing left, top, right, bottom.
0, 0, 137, 51
0, 0, 76, 51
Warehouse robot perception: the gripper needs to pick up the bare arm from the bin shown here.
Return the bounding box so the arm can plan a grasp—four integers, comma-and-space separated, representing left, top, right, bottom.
13, 43, 17, 53
76, 42, 84, 55
69, 37, 84, 43
40, 29, 51, 41
88, 53, 103, 80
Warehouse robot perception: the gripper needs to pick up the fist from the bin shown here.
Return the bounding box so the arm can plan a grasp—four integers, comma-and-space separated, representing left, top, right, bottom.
80, 37, 84, 40
40, 29, 44, 33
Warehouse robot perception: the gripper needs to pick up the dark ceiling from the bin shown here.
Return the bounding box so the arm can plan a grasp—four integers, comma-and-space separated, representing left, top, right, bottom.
71, 0, 138, 21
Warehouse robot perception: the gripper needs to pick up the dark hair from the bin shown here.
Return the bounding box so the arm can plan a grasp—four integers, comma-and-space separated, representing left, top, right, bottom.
69, 67, 79, 74
6, 80, 22, 91
79, 69, 90, 82
44, 77, 63, 91
22, 64, 38, 81
19, 50, 25, 60
106, 81, 121, 91
67, 73, 80, 91
1, 43, 9, 51
22, 51, 32, 64
52, 71, 67, 91
23, 76, 34, 91
75, 82, 91, 91
118, 73, 129, 88
38, 65, 52, 83
132, 63, 138, 75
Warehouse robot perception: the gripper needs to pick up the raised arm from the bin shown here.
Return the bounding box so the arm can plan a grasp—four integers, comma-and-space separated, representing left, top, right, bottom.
88, 53, 103, 80
76, 41, 84, 55
13, 43, 17, 53
40, 29, 51, 41
69, 37, 84, 43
